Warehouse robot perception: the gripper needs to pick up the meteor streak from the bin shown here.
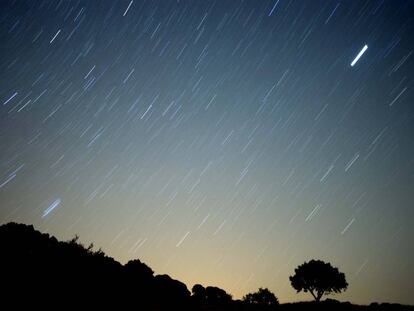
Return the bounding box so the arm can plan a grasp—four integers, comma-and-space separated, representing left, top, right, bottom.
351, 45, 368, 66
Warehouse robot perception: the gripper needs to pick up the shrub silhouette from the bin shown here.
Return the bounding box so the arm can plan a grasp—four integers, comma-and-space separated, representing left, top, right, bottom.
205, 286, 233, 305
192, 283, 207, 305
190, 283, 232, 307
289, 259, 348, 302
124, 258, 154, 281
153, 274, 191, 307
243, 287, 279, 308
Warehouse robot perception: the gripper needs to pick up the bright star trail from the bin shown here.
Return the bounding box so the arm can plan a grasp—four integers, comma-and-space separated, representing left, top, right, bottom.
42, 199, 61, 218
351, 45, 368, 67
0, 0, 413, 305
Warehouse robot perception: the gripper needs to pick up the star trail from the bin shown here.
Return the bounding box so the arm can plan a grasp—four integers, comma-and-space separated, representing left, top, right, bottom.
0, 0, 413, 305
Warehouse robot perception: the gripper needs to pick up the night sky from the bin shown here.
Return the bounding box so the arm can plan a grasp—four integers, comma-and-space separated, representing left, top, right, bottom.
1, 0, 413, 305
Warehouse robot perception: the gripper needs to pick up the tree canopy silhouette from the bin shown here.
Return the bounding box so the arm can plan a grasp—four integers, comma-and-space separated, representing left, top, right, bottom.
205, 285, 233, 305
192, 283, 207, 305
124, 258, 154, 281
289, 259, 348, 302
191, 284, 232, 306
243, 287, 279, 308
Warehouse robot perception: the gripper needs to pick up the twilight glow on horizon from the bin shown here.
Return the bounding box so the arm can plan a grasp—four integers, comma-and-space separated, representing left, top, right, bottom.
0, 0, 413, 305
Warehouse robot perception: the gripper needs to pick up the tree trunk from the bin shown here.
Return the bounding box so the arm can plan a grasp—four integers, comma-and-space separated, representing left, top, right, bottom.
309, 289, 318, 301
316, 290, 324, 302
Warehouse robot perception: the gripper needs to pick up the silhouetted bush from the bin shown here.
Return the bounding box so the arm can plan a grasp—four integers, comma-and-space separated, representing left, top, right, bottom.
243, 287, 279, 309
205, 286, 233, 305
192, 283, 207, 305
153, 274, 191, 307
190, 283, 232, 308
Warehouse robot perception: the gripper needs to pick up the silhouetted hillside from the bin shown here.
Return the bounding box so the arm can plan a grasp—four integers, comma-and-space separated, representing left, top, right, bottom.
0, 222, 412, 310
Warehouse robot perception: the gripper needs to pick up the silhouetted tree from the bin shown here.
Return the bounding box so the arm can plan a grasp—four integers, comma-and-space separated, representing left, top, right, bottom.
124, 259, 154, 281
243, 287, 279, 307
289, 259, 348, 302
192, 284, 206, 305
123, 258, 155, 304
205, 286, 232, 305
190, 284, 232, 306
153, 274, 191, 307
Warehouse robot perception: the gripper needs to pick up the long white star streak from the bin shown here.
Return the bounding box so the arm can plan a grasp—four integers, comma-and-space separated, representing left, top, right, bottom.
341, 218, 355, 235
42, 198, 61, 218
50, 29, 61, 44
268, 0, 280, 16
351, 45, 368, 66
0, 174, 16, 189
176, 231, 190, 247
123, 0, 133, 17
2, 92, 18, 105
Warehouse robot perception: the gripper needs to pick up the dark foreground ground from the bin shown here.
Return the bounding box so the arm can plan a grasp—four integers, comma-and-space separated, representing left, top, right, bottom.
0, 222, 412, 310
199, 301, 413, 311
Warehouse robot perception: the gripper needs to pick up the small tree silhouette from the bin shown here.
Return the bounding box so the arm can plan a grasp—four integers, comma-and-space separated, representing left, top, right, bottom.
243, 287, 279, 306
153, 274, 191, 306
192, 284, 206, 305
289, 259, 348, 302
124, 259, 154, 281
205, 286, 232, 305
